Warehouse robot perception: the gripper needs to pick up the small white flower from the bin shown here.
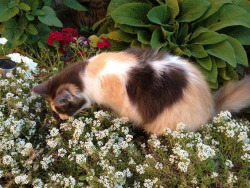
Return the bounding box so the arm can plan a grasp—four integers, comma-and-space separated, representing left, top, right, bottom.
7, 53, 22, 63
225, 159, 234, 168
211, 172, 218, 178
0, 37, 7, 45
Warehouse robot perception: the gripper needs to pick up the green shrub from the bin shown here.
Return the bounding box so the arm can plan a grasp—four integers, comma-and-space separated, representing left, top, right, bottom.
96, 0, 250, 88
0, 0, 87, 49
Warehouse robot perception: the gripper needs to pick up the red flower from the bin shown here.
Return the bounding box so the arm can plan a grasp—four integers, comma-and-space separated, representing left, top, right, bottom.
47, 36, 54, 45
97, 37, 111, 49
97, 41, 105, 49
62, 28, 78, 37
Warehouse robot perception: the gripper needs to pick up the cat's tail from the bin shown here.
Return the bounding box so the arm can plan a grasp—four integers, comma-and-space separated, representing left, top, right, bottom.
214, 76, 250, 113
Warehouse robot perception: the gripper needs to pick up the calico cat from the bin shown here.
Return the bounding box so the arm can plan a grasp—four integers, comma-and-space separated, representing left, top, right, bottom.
33, 48, 250, 135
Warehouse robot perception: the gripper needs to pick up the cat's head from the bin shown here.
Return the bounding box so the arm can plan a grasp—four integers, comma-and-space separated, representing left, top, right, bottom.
32, 62, 92, 119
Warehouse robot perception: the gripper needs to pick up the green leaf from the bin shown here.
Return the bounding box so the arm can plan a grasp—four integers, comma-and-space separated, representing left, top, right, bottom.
31, 10, 45, 16
0, 0, 8, 15
62, 0, 87, 11
111, 3, 152, 27
199, 58, 218, 83
119, 24, 143, 34
107, 0, 143, 15
203, 5, 250, 31
200, 0, 232, 20
92, 18, 107, 31
137, 31, 151, 44
215, 58, 226, 68
219, 68, 231, 80
37, 23, 51, 43
161, 26, 174, 40
78, 175, 87, 181
38, 6, 63, 27
130, 40, 141, 48
197, 56, 212, 70
26, 12, 34, 21
150, 28, 168, 49
30, 0, 39, 10
191, 31, 228, 45
209, 81, 218, 89
8, 1, 17, 8
227, 37, 248, 66
220, 26, 250, 45
26, 24, 38, 35
232, 0, 250, 13
14, 29, 24, 40
147, 5, 170, 25
0, 7, 19, 22
18, 15, 28, 29
18, 33, 28, 43
165, 0, 179, 22
28, 35, 40, 44
180, 46, 192, 57
190, 26, 210, 40
178, 0, 210, 22
205, 41, 236, 67
5, 18, 18, 28
18, 3, 31, 11
188, 44, 208, 58
106, 30, 135, 43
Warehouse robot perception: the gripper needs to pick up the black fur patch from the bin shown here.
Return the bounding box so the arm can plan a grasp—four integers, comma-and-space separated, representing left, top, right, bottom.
126, 49, 188, 123
55, 98, 86, 116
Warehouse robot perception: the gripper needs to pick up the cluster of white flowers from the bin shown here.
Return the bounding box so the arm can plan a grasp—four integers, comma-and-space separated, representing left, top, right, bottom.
227, 172, 238, 184
15, 174, 29, 184
169, 145, 190, 172
196, 142, 216, 161
143, 178, 158, 188
40, 155, 54, 170
225, 159, 234, 168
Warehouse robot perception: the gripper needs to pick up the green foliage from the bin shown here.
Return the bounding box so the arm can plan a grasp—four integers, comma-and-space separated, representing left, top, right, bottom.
97, 0, 250, 88
0, 0, 63, 49
62, 0, 87, 11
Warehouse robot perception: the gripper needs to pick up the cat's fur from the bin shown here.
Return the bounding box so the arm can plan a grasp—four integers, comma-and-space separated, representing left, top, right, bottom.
33, 48, 250, 135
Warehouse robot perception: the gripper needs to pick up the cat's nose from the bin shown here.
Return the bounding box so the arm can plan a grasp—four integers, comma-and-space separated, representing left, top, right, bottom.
59, 114, 69, 120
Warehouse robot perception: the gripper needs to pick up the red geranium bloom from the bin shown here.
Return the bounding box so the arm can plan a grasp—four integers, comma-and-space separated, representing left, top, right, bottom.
97, 41, 105, 49
97, 37, 111, 49
47, 36, 54, 45
62, 28, 78, 37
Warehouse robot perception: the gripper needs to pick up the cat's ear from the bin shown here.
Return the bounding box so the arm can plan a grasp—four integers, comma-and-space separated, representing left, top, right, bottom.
53, 90, 73, 107
32, 81, 48, 95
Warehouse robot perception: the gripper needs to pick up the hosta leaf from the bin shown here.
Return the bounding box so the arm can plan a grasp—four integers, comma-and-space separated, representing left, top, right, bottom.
226, 64, 238, 80
209, 81, 218, 89
180, 47, 191, 57
203, 5, 250, 31
147, 5, 170, 25
188, 44, 208, 58
28, 35, 40, 44
18, 3, 31, 11
131, 40, 141, 48
161, 26, 174, 40
92, 18, 107, 31
137, 31, 151, 44
111, 3, 152, 27
38, 6, 63, 27
190, 26, 210, 40
227, 37, 248, 66
232, 0, 250, 13
219, 68, 231, 80
0, 7, 19, 22
108, 39, 130, 51
26, 24, 38, 35
200, 0, 232, 20
178, 0, 210, 22
106, 30, 135, 43
191, 31, 228, 45
120, 24, 143, 34
14, 29, 24, 40
62, 0, 87, 11
18, 33, 28, 43
205, 41, 236, 67
215, 58, 226, 68
0, 0, 8, 15
107, 0, 143, 15
196, 56, 212, 70
88, 35, 99, 48
165, 0, 179, 22
220, 26, 250, 45
199, 58, 218, 83
150, 28, 168, 49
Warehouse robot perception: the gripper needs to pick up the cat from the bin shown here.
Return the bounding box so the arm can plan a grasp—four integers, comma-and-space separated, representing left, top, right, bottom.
32, 48, 250, 135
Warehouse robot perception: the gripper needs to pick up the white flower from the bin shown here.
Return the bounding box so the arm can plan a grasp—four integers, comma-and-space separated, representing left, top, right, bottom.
50, 128, 59, 137
191, 177, 197, 184
225, 159, 234, 168
196, 143, 216, 161
76, 154, 87, 164
0, 37, 7, 45
7, 53, 22, 63
227, 172, 238, 184
211, 172, 218, 178
3, 155, 13, 165
58, 148, 67, 157
22, 56, 37, 73
15, 174, 29, 184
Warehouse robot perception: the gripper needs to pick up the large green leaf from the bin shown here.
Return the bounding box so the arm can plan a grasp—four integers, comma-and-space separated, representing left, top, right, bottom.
18, 3, 31, 11
147, 5, 170, 25
107, 0, 144, 15
203, 5, 250, 31
119, 24, 143, 34
62, 0, 87, 11
0, 7, 19, 22
205, 41, 236, 67
38, 6, 63, 27
220, 26, 250, 45
215, 58, 226, 68
232, 0, 250, 13
227, 37, 248, 66
150, 28, 168, 49
190, 26, 210, 40
130, 40, 141, 48
191, 31, 228, 45
200, 0, 232, 20
165, 0, 179, 22
178, 0, 210, 22
106, 30, 136, 43
30, 0, 39, 10
111, 3, 152, 27
188, 44, 208, 58
196, 56, 212, 70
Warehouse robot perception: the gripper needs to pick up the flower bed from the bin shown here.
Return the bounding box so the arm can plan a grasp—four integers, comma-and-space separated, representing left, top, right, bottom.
0, 55, 249, 187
